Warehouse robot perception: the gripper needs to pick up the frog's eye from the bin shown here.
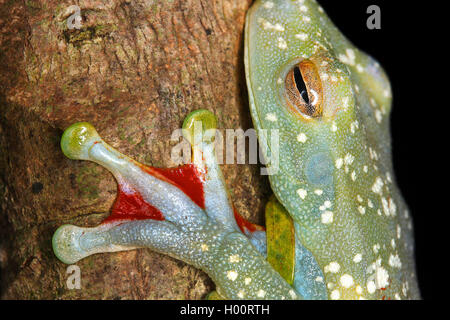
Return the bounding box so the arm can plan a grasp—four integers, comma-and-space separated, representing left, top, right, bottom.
284, 60, 323, 119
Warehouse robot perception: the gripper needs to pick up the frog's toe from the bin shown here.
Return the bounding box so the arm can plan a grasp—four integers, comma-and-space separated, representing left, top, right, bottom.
60, 122, 101, 160
52, 224, 92, 264
52, 220, 184, 265
52, 223, 131, 264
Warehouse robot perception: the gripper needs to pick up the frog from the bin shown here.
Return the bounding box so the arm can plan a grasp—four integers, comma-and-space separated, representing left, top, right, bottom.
52, 0, 420, 300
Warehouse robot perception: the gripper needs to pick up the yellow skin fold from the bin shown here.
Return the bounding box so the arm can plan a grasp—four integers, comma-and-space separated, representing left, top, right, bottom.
52, 0, 420, 300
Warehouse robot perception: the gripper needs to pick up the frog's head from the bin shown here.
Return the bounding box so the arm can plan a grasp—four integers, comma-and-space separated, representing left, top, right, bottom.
245, 0, 393, 228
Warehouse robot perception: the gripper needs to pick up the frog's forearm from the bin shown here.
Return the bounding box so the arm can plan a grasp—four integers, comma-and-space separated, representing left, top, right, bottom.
53, 116, 300, 300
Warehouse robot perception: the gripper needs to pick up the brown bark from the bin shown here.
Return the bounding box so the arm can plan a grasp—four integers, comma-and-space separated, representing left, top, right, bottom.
0, 0, 270, 299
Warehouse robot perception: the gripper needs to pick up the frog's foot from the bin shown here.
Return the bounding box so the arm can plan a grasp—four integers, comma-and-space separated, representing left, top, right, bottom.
52, 110, 299, 300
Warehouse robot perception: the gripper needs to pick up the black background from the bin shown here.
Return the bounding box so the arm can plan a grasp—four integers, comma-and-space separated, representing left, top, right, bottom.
318, 0, 436, 300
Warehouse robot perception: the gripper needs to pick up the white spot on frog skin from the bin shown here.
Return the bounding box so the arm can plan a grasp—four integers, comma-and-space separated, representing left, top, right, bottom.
368, 199, 374, 208
350, 121, 359, 134
389, 198, 397, 216
229, 254, 241, 263
375, 266, 389, 289
335, 158, 343, 169
344, 153, 355, 165
278, 37, 287, 49
391, 239, 396, 249
371, 177, 384, 194
373, 243, 380, 254
265, 113, 277, 122
358, 206, 366, 215
297, 133, 307, 143
357, 195, 363, 202
382, 198, 390, 216
321, 211, 333, 224
244, 277, 252, 285
324, 200, 332, 208
227, 270, 238, 281
375, 109, 383, 123
237, 290, 245, 298
340, 274, 354, 288
331, 122, 338, 132
297, 188, 307, 199
356, 64, 364, 73
369, 148, 379, 161
395, 293, 401, 300
351, 171, 357, 181
353, 254, 362, 263
314, 189, 323, 196
370, 98, 377, 107
257, 289, 266, 298
299, 5, 308, 12
295, 33, 308, 41
201, 244, 209, 251
302, 16, 311, 23
397, 224, 402, 239
343, 97, 350, 110
363, 165, 368, 173
315, 276, 323, 282
289, 290, 297, 299
389, 254, 402, 268
367, 281, 376, 294
386, 172, 393, 183
330, 290, 340, 300
339, 48, 356, 66
324, 262, 340, 273
356, 285, 363, 295
263, 1, 274, 9
263, 21, 285, 32
402, 282, 409, 296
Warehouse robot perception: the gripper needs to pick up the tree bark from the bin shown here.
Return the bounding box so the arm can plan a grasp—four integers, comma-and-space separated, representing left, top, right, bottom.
0, 0, 271, 299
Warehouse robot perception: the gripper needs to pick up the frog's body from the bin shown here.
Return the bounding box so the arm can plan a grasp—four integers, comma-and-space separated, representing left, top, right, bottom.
52, 0, 420, 299
245, 0, 419, 300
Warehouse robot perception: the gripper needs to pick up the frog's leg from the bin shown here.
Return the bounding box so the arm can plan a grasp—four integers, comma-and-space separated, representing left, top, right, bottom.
52, 110, 300, 300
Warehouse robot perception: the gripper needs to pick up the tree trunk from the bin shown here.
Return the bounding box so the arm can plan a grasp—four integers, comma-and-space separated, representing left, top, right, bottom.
0, 0, 270, 299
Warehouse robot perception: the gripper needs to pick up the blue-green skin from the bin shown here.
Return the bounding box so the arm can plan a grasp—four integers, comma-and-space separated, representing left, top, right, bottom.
52, 0, 420, 300
245, 0, 419, 299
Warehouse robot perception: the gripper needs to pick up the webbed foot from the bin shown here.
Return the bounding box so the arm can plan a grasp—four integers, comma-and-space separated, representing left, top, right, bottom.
52, 110, 299, 300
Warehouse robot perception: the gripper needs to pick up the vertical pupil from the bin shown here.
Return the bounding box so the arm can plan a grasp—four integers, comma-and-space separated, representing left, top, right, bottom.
293, 66, 309, 104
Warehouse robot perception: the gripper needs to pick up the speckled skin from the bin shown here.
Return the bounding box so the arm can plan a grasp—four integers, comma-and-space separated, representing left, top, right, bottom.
53, 0, 420, 300
53, 120, 299, 300
245, 0, 419, 299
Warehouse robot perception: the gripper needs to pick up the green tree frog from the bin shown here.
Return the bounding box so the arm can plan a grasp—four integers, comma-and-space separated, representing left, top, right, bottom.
52, 0, 420, 300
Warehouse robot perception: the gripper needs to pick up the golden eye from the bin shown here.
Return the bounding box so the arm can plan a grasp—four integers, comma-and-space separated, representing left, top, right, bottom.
285, 59, 323, 119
